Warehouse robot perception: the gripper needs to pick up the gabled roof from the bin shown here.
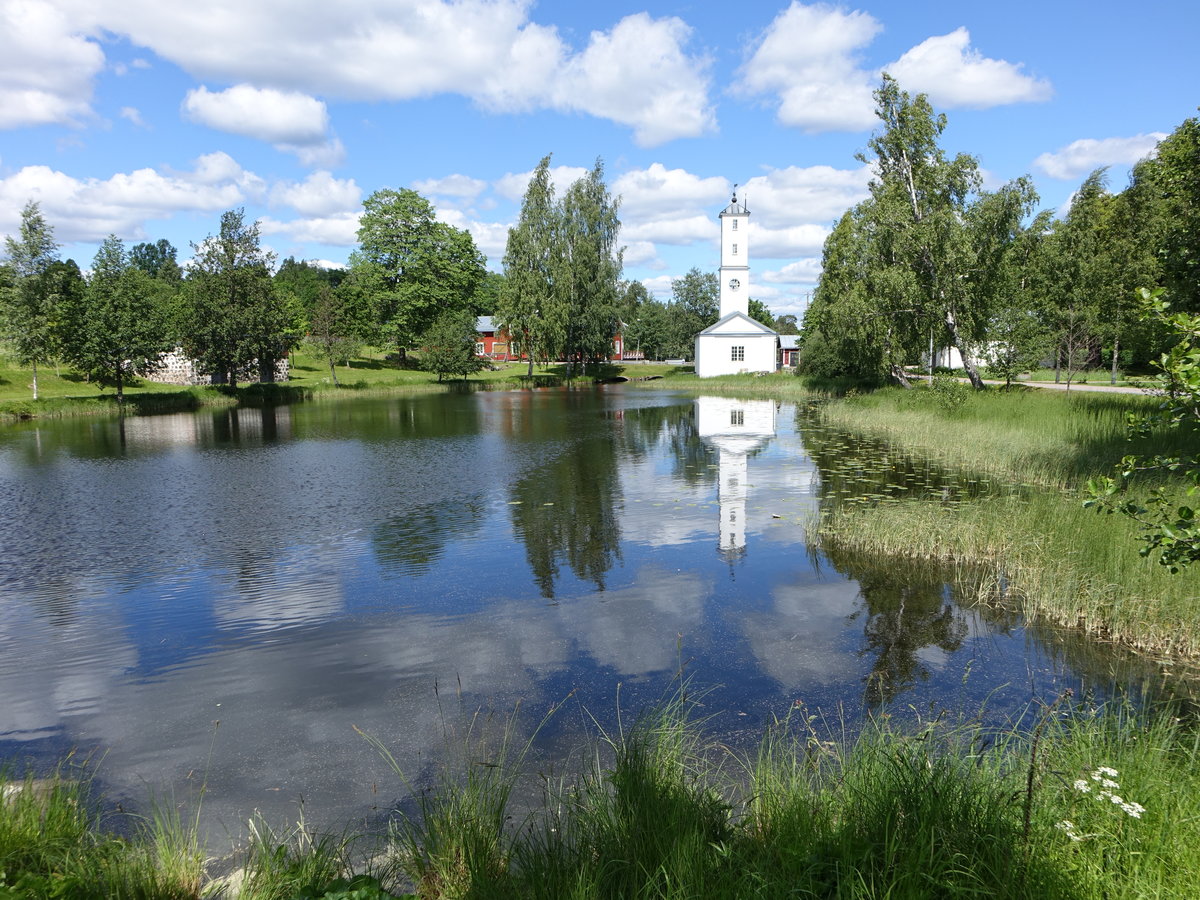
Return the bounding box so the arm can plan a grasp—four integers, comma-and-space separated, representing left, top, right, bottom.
698, 311, 778, 337
719, 196, 749, 216
477, 315, 495, 333
779, 334, 799, 350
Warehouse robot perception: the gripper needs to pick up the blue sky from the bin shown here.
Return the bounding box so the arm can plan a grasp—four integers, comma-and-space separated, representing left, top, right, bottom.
1, 0, 1196, 317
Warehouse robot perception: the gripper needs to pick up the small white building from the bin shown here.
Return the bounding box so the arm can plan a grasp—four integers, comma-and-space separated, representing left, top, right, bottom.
695, 190, 779, 378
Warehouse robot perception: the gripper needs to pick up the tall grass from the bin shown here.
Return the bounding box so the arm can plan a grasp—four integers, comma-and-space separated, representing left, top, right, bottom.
357, 687, 1200, 899
0, 765, 204, 899
811, 385, 1200, 665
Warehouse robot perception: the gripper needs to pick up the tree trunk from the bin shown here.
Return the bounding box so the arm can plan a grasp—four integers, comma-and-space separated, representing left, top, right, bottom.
31, 359, 38, 401
1110, 336, 1120, 385
259, 355, 276, 384
945, 308, 984, 390
329, 358, 339, 386
890, 363, 913, 388
116, 370, 124, 406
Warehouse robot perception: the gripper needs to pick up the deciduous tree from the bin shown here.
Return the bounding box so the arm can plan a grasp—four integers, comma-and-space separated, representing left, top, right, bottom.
60, 235, 172, 404
1, 202, 61, 399
179, 208, 296, 386
499, 156, 563, 376
351, 188, 486, 360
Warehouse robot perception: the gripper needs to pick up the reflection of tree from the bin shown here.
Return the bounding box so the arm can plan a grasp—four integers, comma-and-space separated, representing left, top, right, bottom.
508, 395, 624, 598
828, 548, 968, 706
619, 402, 716, 488
373, 498, 486, 576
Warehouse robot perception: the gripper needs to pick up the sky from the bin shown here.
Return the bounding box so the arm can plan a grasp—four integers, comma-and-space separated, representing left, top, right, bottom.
1, 0, 1196, 318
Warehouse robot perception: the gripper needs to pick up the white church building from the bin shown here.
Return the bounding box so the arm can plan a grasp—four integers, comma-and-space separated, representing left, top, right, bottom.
695, 190, 780, 378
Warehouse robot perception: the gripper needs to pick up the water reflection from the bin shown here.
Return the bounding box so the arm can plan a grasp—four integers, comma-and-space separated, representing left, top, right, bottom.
0, 389, 1185, 846
695, 397, 776, 561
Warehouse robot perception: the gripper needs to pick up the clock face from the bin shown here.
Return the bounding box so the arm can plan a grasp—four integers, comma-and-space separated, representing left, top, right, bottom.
728, 278, 741, 290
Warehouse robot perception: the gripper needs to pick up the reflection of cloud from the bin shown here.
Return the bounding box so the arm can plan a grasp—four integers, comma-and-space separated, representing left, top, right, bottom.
0, 558, 713, 839
566, 568, 707, 676
738, 580, 863, 690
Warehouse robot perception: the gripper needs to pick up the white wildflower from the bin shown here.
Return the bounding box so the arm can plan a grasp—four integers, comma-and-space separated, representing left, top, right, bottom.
1100, 778, 1119, 789
1073, 779, 1091, 793
1094, 766, 1118, 777
1056, 820, 1083, 842
1121, 801, 1145, 818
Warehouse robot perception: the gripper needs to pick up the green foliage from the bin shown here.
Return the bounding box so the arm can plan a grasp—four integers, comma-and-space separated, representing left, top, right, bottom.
1133, 113, 1200, 314
351, 188, 486, 358
58, 235, 174, 403
129, 238, 182, 283
0, 202, 62, 399
747, 297, 775, 329
305, 284, 362, 386
558, 158, 623, 373
498, 155, 622, 374
419, 309, 486, 382
178, 208, 298, 386
666, 267, 719, 357
811, 76, 1039, 390
498, 155, 562, 371
1087, 288, 1200, 570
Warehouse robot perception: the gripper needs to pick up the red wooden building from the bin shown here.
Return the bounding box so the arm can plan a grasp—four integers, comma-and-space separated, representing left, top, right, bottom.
476, 316, 631, 362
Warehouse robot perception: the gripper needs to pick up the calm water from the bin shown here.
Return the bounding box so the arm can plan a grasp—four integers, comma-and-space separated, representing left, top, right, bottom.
0, 388, 1170, 843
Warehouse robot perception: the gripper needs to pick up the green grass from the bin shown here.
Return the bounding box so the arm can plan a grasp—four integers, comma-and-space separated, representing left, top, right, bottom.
812, 385, 1200, 665
8, 694, 1200, 898
365, 690, 1200, 898
0, 349, 688, 423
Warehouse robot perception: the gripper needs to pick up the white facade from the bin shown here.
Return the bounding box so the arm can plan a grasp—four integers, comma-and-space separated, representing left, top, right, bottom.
695, 396, 777, 560
695, 315, 779, 377
696, 189, 778, 377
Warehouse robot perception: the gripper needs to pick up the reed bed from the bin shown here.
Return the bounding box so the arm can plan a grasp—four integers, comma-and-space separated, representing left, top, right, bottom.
812, 385, 1200, 665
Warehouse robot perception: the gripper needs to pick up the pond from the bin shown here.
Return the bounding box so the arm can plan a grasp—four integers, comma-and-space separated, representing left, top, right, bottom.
0, 387, 1173, 846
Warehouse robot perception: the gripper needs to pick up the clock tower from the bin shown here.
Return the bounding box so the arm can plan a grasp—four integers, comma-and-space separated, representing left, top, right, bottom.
718, 187, 750, 318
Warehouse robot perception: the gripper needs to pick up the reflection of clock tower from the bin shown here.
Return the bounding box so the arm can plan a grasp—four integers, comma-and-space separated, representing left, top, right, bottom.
718, 187, 750, 318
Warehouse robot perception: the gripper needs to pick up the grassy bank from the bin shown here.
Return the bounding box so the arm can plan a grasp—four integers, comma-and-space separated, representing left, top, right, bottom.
6, 696, 1200, 898
0, 351, 688, 423
813, 385, 1200, 666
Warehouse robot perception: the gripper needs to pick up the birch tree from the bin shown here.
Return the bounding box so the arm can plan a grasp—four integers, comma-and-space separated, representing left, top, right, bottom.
1, 202, 60, 399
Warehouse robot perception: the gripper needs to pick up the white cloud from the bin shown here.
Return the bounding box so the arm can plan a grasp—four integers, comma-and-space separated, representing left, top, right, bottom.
413, 174, 488, 201
613, 163, 728, 224
622, 241, 662, 268
887, 28, 1051, 108
735, 2, 880, 133
736, 4, 1051, 134
119, 106, 146, 128
184, 85, 329, 144
621, 214, 715, 246
436, 208, 510, 264
58, 1, 712, 145
270, 171, 361, 217
549, 13, 714, 146
494, 165, 590, 201
759, 258, 823, 285
0, 0, 105, 129
182, 84, 342, 165
741, 164, 872, 228
1033, 133, 1167, 180
0, 152, 262, 243
750, 223, 830, 259
641, 274, 675, 299
258, 212, 361, 247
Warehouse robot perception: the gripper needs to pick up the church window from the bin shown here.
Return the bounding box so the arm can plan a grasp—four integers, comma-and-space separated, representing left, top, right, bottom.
731, 346, 745, 362
730, 409, 744, 426
732, 219, 738, 231
732, 243, 738, 255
